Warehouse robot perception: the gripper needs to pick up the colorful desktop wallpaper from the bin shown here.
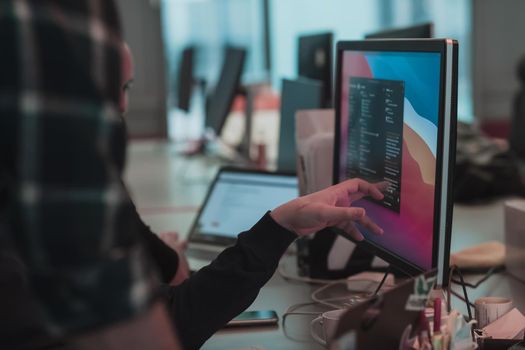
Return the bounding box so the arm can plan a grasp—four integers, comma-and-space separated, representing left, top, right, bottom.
339, 51, 441, 269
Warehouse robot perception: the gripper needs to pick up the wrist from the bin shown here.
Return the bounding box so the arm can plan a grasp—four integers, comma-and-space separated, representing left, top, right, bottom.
270, 205, 296, 235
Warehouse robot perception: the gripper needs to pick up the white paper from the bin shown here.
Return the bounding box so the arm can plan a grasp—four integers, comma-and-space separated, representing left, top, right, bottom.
295, 109, 334, 196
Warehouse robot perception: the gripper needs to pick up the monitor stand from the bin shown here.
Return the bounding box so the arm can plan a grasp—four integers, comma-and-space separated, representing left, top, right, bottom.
179, 133, 253, 167
235, 85, 255, 163
296, 228, 403, 280
296, 228, 376, 280
181, 85, 257, 167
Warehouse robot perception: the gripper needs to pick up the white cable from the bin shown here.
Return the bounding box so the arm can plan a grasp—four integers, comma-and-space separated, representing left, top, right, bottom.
278, 262, 346, 285
310, 278, 396, 309
310, 281, 349, 308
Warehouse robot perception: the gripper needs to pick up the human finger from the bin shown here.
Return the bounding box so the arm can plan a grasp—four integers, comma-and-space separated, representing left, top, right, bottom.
162, 231, 179, 239
337, 220, 365, 241
179, 240, 188, 250
346, 179, 386, 202
317, 204, 366, 226
356, 213, 384, 235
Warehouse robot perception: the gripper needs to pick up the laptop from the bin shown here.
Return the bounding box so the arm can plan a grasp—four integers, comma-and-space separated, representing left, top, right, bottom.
186, 167, 299, 271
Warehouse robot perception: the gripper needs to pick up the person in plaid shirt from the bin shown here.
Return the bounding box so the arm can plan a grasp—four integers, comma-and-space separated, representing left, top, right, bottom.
0, 1, 180, 349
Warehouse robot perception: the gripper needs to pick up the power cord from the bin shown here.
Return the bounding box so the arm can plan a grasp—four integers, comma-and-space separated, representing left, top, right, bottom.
278, 262, 346, 285
282, 301, 323, 326
281, 301, 332, 343
310, 274, 396, 309
447, 265, 474, 321
280, 260, 398, 344
450, 266, 502, 289
310, 281, 362, 309
372, 267, 392, 296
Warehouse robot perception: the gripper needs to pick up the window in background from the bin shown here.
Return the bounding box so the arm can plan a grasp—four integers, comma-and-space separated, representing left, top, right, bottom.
162, 0, 473, 140
269, 0, 380, 93
378, 0, 473, 122
161, 0, 267, 140
269, 0, 472, 122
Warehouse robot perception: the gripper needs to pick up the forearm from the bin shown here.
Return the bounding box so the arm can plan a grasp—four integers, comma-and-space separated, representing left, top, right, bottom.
163, 212, 296, 350
130, 196, 180, 283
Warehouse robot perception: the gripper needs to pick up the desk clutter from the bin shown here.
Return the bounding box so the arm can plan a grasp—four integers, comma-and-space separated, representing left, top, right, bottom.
313, 273, 525, 350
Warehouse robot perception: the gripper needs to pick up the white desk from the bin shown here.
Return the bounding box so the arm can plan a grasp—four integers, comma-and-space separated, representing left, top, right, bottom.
126, 140, 525, 349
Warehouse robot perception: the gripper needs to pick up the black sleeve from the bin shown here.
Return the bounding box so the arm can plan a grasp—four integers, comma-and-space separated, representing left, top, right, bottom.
162, 212, 296, 350
129, 201, 180, 283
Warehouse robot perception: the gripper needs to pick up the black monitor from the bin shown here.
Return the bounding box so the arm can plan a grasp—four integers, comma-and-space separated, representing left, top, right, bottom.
206, 46, 247, 136
277, 78, 324, 172
333, 39, 458, 286
298, 32, 333, 107
176, 47, 195, 112
365, 22, 433, 39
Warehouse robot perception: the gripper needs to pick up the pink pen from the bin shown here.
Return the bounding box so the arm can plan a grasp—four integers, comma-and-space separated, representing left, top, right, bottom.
433, 297, 442, 333
433, 298, 444, 350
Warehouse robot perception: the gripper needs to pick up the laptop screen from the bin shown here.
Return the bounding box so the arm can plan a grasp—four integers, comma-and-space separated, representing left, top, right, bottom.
193, 170, 299, 240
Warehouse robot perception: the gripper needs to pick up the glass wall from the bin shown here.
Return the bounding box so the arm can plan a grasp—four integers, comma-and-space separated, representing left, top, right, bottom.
161, 0, 473, 139
270, 0, 473, 121
379, 0, 473, 121
268, 0, 380, 90
161, 0, 267, 140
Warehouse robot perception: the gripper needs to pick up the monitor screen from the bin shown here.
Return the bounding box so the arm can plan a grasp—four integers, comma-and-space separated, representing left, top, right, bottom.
195, 171, 298, 238
335, 47, 445, 271
298, 32, 333, 107
365, 23, 433, 39
277, 78, 324, 172
206, 47, 246, 135
176, 47, 194, 112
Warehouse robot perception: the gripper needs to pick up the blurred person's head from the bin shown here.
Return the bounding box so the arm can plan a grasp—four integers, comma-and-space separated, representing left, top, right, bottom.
119, 42, 134, 115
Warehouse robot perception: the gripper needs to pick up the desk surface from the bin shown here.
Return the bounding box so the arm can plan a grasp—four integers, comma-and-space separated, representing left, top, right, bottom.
126, 141, 525, 349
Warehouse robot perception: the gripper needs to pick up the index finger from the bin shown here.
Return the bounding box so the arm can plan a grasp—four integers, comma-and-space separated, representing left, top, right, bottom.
346, 179, 387, 202
356, 213, 384, 236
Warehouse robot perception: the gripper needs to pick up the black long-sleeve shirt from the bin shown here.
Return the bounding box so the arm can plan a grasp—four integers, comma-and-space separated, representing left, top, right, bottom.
133, 203, 296, 350
164, 212, 296, 350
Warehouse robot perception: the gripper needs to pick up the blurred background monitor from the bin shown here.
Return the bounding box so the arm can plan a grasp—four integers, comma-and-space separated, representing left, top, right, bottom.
176, 46, 195, 113
277, 78, 324, 173
205, 46, 247, 137
365, 22, 433, 39
297, 32, 333, 108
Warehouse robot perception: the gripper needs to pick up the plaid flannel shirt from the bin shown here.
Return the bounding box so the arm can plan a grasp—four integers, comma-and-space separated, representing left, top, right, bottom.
0, 0, 157, 335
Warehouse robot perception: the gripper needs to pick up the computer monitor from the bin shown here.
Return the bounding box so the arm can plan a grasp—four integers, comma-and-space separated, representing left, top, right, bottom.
365, 22, 433, 39
298, 32, 333, 107
206, 46, 247, 136
277, 78, 324, 172
333, 39, 458, 286
176, 47, 195, 112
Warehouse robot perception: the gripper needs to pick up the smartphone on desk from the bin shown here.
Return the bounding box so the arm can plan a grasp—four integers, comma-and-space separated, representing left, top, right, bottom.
225, 310, 279, 328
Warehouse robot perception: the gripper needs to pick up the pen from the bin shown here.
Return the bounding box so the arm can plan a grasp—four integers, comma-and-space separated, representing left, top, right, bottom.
433, 298, 441, 333
432, 298, 444, 350
419, 310, 433, 350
